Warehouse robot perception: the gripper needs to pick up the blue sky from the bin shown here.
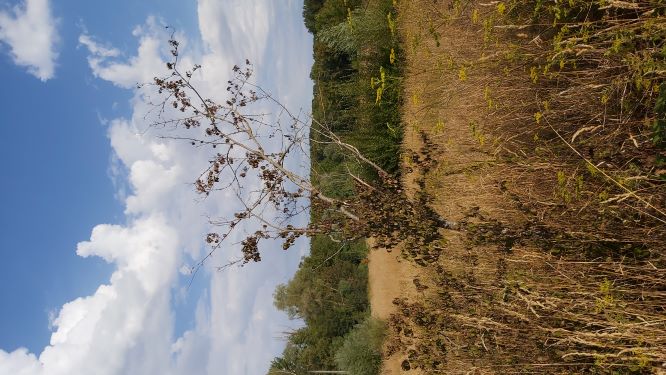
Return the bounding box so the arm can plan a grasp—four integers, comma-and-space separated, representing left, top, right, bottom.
0, 1, 313, 374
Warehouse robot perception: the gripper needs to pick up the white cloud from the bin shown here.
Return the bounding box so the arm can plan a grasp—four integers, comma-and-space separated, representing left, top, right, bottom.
0, 0, 58, 81
0, 214, 180, 375
0, 1, 314, 374
0, 349, 41, 375
37, 215, 179, 375
198, 0, 271, 63
78, 34, 119, 59
79, 17, 168, 89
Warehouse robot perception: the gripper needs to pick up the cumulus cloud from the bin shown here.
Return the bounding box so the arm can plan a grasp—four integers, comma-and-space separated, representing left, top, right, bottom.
79, 17, 167, 89
0, 0, 58, 80
0, 1, 313, 374
198, 0, 270, 63
0, 349, 41, 375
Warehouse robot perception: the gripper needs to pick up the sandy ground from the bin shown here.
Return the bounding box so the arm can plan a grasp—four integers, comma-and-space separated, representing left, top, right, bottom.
368, 245, 415, 375
368, 0, 511, 373
367, 244, 406, 320
367, 89, 435, 375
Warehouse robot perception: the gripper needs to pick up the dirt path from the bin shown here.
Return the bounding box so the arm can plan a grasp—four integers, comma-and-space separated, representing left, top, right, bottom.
369, 0, 520, 373
367, 132, 425, 373
368, 245, 405, 320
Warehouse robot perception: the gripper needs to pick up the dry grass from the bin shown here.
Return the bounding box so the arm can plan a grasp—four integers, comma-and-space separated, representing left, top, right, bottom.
379, 0, 666, 373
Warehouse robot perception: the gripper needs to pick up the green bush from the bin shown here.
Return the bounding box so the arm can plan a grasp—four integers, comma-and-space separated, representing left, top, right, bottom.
334, 317, 386, 375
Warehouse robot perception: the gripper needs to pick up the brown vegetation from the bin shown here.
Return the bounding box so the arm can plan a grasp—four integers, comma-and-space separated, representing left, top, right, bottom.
375, 0, 666, 373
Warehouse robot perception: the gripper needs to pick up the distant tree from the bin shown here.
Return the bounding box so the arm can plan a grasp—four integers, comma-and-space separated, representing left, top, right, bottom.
313, 0, 350, 32
303, 0, 325, 34
273, 239, 367, 326
268, 327, 339, 374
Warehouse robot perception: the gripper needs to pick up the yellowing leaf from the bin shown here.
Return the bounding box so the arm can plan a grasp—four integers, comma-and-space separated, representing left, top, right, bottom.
433, 120, 445, 134
534, 111, 543, 124
530, 66, 538, 83
497, 2, 506, 15
472, 9, 479, 24
458, 67, 467, 81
